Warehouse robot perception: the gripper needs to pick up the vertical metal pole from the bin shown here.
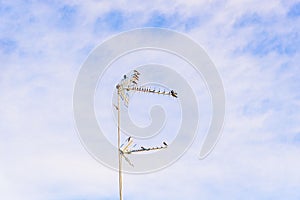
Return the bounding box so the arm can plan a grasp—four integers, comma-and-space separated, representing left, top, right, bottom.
117, 87, 123, 200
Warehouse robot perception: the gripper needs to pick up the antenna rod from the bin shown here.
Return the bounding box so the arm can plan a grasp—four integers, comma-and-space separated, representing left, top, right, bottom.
117, 85, 123, 200
124, 86, 178, 98
125, 145, 167, 154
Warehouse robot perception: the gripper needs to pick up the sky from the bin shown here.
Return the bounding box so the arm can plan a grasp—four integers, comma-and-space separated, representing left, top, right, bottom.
1, 0, 300, 199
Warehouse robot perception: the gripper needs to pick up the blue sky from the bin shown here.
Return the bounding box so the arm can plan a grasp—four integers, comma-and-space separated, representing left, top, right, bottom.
1, 0, 300, 199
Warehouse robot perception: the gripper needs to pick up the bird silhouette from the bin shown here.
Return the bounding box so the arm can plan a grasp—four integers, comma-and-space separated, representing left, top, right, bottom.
170, 90, 178, 98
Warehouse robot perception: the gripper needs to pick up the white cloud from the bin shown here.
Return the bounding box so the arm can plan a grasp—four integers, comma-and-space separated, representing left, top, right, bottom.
1, 0, 300, 199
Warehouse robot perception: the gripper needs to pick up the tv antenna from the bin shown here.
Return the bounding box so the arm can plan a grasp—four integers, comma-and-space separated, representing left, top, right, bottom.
114, 69, 178, 200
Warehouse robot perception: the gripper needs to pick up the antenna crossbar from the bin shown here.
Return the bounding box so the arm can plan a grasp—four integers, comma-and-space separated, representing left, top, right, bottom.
120, 150, 134, 167
124, 86, 178, 98
124, 145, 167, 154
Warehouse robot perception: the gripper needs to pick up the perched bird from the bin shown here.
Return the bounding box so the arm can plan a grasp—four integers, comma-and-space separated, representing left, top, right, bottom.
170, 90, 178, 98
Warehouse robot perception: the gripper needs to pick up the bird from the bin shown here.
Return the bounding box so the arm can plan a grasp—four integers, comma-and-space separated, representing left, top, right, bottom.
126, 136, 131, 142
163, 142, 168, 146
170, 90, 178, 98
